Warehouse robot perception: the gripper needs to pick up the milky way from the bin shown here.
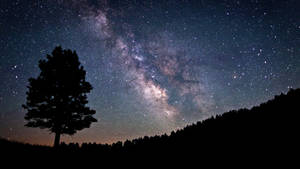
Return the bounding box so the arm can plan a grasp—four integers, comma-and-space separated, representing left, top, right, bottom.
65, 0, 216, 129
0, 0, 299, 145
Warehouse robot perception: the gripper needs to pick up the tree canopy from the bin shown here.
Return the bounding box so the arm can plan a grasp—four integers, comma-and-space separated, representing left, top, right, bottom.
23, 46, 97, 147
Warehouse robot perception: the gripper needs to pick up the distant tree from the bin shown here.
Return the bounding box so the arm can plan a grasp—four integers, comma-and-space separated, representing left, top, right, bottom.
23, 46, 97, 147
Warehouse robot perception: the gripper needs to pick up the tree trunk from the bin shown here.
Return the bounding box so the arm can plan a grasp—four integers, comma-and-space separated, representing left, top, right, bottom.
54, 132, 61, 147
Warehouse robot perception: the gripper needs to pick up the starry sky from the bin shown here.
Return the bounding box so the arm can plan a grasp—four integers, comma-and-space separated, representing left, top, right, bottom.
0, 0, 299, 145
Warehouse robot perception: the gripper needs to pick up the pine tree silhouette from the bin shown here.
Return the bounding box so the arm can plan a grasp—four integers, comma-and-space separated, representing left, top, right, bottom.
23, 46, 97, 147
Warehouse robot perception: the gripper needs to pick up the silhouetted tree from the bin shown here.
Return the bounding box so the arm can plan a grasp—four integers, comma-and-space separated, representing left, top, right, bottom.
23, 46, 97, 147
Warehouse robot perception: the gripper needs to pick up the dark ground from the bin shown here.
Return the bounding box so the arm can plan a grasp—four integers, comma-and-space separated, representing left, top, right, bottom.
1, 89, 299, 164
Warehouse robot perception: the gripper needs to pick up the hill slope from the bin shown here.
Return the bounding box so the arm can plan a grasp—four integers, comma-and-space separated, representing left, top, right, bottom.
1, 88, 299, 159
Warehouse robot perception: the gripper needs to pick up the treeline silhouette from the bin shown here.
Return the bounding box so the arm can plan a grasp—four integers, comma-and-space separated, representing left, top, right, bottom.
1, 88, 299, 160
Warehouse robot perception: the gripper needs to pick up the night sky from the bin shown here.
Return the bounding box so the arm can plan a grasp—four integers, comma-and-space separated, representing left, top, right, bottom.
0, 0, 299, 145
